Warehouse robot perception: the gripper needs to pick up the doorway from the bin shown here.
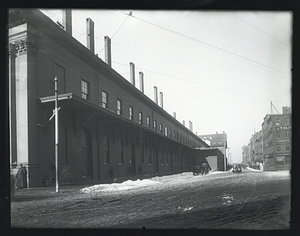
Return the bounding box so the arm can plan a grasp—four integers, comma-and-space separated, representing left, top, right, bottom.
130, 141, 136, 175
81, 129, 92, 178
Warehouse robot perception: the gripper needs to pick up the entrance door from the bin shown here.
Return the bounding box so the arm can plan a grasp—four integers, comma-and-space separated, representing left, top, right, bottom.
170, 152, 174, 172
81, 129, 92, 178
130, 142, 136, 175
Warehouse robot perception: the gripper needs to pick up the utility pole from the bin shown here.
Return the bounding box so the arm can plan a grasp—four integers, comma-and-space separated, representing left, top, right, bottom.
54, 77, 59, 193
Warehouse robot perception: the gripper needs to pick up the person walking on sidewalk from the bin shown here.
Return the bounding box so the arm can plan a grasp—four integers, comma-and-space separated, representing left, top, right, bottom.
15, 164, 27, 189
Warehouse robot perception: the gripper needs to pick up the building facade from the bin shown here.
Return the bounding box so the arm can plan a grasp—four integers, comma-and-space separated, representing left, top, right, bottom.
242, 144, 251, 166
197, 132, 227, 171
262, 107, 291, 171
8, 9, 210, 187
248, 130, 263, 169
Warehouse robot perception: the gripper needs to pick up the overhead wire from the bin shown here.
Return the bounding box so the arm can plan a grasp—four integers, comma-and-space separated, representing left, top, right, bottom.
95, 12, 130, 55
112, 42, 288, 95
116, 10, 289, 76
112, 60, 287, 104
230, 13, 289, 47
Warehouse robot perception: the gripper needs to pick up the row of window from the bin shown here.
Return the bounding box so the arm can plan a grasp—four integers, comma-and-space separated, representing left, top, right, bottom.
275, 117, 290, 125
276, 145, 290, 152
275, 130, 290, 138
80, 82, 193, 146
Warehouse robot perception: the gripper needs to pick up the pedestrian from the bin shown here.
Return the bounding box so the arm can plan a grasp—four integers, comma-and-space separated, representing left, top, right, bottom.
15, 164, 27, 189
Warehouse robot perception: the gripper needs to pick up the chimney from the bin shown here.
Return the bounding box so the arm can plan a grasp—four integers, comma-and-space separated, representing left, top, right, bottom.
130, 62, 135, 86
104, 36, 112, 67
62, 9, 72, 35
154, 86, 158, 104
160, 92, 163, 109
282, 106, 291, 114
173, 112, 176, 119
86, 18, 95, 53
183, 120, 185, 126
189, 121, 193, 132
139, 72, 144, 93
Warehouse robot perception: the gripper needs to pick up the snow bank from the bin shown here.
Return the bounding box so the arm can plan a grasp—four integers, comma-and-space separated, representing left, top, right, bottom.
80, 171, 234, 194
80, 179, 161, 193
245, 167, 261, 171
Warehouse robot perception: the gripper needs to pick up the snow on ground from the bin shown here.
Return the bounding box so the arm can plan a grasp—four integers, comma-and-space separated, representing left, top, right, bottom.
80, 169, 290, 194
245, 167, 261, 171
80, 179, 161, 193
80, 171, 225, 194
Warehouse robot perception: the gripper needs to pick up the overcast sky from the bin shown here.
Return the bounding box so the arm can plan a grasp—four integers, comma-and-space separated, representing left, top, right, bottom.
40, 9, 292, 163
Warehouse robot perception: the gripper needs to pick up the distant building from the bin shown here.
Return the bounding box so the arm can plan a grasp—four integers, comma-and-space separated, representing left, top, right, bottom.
248, 130, 263, 169
261, 106, 291, 170
242, 144, 250, 166
198, 132, 227, 170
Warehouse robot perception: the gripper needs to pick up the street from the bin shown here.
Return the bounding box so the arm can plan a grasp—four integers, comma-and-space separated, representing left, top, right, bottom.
11, 168, 290, 229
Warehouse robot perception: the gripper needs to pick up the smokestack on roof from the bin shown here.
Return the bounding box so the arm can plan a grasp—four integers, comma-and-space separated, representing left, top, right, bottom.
154, 86, 158, 104
130, 62, 135, 86
86, 18, 95, 54
183, 120, 185, 126
104, 36, 112, 67
189, 121, 193, 132
62, 9, 72, 36
160, 92, 163, 109
139, 72, 144, 93
173, 112, 176, 119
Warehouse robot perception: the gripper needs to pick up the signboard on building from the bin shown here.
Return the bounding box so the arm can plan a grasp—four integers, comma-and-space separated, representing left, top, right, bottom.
276, 126, 291, 130
277, 139, 290, 143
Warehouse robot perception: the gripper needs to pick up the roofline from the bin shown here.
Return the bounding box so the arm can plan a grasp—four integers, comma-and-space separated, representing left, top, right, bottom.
10, 9, 202, 141
39, 93, 209, 146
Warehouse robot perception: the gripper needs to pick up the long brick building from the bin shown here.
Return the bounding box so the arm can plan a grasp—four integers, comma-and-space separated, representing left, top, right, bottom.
8, 9, 213, 187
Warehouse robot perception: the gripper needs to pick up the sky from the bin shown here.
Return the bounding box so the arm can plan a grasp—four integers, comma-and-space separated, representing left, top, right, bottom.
40, 9, 292, 164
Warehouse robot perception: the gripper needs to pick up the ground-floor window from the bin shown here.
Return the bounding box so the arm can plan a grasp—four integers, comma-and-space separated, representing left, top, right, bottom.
276, 156, 285, 165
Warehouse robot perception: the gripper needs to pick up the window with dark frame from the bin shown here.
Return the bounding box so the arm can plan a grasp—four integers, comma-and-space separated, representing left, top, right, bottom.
285, 130, 290, 138
129, 106, 133, 120
117, 99, 122, 115
139, 112, 143, 124
284, 118, 289, 125
276, 131, 280, 138
153, 120, 157, 131
160, 124, 163, 133
81, 79, 89, 100
102, 91, 108, 108
147, 116, 150, 128
276, 145, 281, 152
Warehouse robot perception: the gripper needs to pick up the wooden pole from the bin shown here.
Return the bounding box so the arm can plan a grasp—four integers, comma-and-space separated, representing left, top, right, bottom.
54, 77, 59, 192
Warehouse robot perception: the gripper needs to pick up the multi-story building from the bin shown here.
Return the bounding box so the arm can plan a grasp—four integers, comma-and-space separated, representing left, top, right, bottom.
198, 132, 227, 171
8, 9, 210, 187
262, 106, 291, 170
242, 144, 250, 166
249, 130, 263, 169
